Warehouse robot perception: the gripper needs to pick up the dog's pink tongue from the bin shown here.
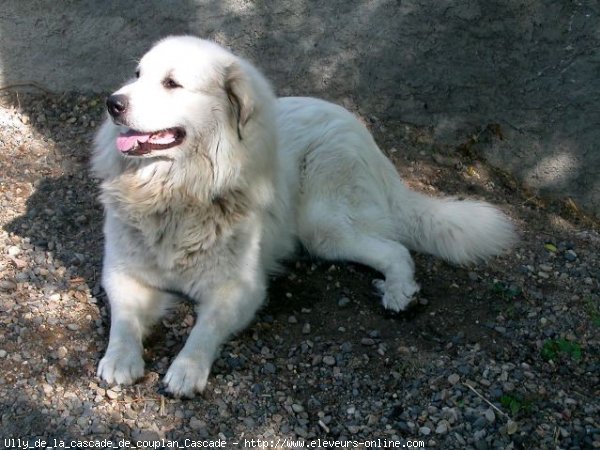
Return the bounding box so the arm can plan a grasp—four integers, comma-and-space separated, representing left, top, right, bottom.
116, 130, 151, 152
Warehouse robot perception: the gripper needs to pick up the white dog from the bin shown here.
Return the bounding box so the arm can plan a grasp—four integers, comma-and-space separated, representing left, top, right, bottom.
92, 36, 516, 397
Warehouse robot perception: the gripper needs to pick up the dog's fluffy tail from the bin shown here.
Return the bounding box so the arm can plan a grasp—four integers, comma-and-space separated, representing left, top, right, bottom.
394, 184, 517, 265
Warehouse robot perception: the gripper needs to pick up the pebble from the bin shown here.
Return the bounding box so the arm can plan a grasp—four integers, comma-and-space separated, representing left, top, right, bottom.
506, 420, 519, 435
484, 408, 495, 423
105, 389, 118, 400
7, 246, 21, 256
302, 323, 311, 334
263, 362, 276, 374
0, 350, 6, 358
565, 250, 578, 261
0, 280, 17, 291
435, 421, 449, 434
338, 297, 351, 307
323, 356, 336, 366
473, 416, 487, 430
448, 373, 460, 385
288, 315, 298, 324
67, 323, 79, 331
189, 418, 206, 431
420, 426, 431, 436
291, 403, 304, 413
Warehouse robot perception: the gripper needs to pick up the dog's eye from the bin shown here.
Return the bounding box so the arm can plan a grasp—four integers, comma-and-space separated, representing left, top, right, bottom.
163, 77, 182, 89
135, 69, 140, 79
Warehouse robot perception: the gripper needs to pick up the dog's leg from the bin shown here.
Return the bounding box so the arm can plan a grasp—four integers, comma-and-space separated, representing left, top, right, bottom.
163, 277, 266, 397
303, 229, 420, 312
97, 271, 173, 385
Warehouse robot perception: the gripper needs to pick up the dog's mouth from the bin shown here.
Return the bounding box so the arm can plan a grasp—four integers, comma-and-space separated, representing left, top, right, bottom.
116, 127, 186, 156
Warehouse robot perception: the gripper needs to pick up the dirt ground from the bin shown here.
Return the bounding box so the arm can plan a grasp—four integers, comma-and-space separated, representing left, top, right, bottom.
0, 90, 598, 449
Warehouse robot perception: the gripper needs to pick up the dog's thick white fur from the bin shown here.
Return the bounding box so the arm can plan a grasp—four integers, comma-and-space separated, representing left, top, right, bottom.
92, 36, 516, 397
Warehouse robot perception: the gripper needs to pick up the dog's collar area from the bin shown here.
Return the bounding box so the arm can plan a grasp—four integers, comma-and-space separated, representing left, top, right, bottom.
117, 127, 186, 155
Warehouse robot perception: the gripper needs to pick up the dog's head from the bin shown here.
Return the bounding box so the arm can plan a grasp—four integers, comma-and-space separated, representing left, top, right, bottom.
103, 36, 268, 159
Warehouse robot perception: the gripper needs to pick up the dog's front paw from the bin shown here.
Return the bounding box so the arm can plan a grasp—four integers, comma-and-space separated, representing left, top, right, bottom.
97, 347, 145, 385
373, 278, 420, 312
163, 354, 211, 398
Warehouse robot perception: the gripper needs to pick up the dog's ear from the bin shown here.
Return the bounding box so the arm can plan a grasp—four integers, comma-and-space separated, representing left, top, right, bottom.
224, 63, 254, 140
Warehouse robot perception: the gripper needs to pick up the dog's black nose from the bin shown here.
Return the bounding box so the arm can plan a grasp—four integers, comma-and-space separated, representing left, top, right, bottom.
106, 94, 128, 118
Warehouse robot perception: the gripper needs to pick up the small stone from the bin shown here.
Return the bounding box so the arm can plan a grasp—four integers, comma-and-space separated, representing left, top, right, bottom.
292, 403, 304, 413
0, 350, 6, 358
361, 338, 376, 346
106, 389, 118, 400
539, 264, 552, 272
432, 153, 459, 167
323, 356, 336, 366
474, 429, 487, 443
506, 420, 518, 435
473, 416, 487, 430
448, 373, 460, 385
484, 408, 495, 423
189, 418, 206, 431
503, 382, 515, 392
367, 414, 379, 426
7, 246, 21, 256
435, 421, 449, 434
338, 297, 351, 307
67, 323, 79, 331
420, 426, 431, 436
347, 425, 360, 434
0, 280, 17, 291
318, 420, 330, 433
565, 250, 577, 261
91, 422, 107, 434
288, 315, 298, 324
263, 362, 276, 374
57, 346, 68, 358
538, 271, 550, 279
295, 426, 309, 437
302, 323, 311, 334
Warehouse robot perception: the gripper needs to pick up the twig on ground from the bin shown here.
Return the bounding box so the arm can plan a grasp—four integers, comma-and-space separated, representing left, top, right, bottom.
462, 381, 510, 420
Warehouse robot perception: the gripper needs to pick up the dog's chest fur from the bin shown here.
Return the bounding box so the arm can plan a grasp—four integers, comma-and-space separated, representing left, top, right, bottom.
102, 170, 254, 273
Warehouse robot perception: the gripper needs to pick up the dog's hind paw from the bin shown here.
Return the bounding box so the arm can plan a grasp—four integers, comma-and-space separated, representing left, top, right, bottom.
163, 354, 210, 398
372, 278, 420, 312
97, 347, 145, 385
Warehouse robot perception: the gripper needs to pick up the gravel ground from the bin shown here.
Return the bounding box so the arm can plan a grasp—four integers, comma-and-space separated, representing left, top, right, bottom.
0, 91, 598, 449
